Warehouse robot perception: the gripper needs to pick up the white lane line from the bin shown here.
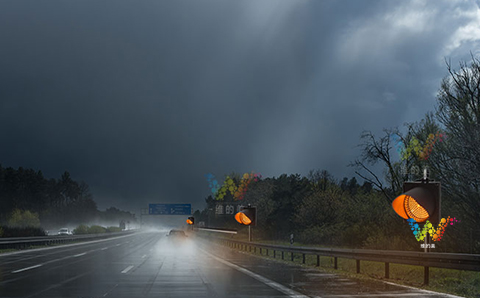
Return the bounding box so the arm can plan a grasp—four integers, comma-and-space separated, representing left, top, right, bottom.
141, 254, 147, 259
115, 244, 121, 247
381, 281, 465, 298
121, 265, 134, 274
101, 247, 108, 250
11, 264, 43, 273
321, 293, 441, 297
103, 283, 119, 297
73, 252, 86, 257
200, 249, 310, 298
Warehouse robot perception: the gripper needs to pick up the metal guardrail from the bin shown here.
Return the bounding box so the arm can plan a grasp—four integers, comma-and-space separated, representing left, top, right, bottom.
0, 230, 135, 251
213, 237, 480, 285
195, 227, 238, 234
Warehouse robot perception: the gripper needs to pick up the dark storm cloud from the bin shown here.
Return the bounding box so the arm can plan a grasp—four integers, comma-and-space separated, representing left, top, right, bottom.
1, 0, 479, 212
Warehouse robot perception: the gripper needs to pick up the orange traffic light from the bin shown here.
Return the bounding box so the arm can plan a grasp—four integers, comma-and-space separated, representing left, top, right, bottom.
186, 216, 194, 225
235, 206, 256, 226
392, 181, 440, 223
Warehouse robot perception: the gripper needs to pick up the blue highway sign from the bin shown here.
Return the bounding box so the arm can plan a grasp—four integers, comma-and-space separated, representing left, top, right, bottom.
149, 204, 192, 215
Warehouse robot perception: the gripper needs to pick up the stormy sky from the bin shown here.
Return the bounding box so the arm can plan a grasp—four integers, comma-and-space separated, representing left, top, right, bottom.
1, 0, 479, 213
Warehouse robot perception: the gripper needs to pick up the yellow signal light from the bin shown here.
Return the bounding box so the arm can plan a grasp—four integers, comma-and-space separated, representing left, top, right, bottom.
235, 212, 252, 225
392, 181, 440, 223
234, 206, 256, 226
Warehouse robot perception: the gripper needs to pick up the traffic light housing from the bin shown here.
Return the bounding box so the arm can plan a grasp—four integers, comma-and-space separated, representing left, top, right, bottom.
186, 216, 194, 225
392, 181, 441, 224
235, 206, 256, 226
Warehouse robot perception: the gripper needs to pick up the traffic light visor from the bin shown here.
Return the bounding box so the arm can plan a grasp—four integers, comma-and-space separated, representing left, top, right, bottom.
392, 195, 409, 219
235, 212, 252, 225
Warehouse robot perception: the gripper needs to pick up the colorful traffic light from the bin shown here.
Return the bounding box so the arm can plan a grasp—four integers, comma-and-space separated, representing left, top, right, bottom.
186, 216, 194, 225
235, 206, 256, 226
392, 181, 441, 223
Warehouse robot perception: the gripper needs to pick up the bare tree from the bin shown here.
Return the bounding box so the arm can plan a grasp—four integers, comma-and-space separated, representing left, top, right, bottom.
435, 56, 480, 223
350, 129, 402, 203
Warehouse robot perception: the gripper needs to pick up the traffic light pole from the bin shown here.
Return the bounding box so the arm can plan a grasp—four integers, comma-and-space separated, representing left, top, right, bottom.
424, 234, 428, 253
248, 226, 252, 242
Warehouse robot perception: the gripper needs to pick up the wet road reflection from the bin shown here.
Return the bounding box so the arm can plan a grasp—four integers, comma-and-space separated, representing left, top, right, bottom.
0, 232, 461, 298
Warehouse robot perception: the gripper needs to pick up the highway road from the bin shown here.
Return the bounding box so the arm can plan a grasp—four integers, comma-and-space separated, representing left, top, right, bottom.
0, 231, 462, 298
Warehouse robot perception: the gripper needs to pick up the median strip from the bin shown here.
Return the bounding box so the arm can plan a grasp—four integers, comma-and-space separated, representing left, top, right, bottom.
0, 233, 135, 257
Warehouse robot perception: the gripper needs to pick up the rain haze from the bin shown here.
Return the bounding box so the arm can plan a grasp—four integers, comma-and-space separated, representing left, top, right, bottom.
1, 0, 480, 213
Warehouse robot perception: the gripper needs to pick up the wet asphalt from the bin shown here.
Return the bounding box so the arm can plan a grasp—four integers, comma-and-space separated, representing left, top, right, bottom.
0, 231, 462, 298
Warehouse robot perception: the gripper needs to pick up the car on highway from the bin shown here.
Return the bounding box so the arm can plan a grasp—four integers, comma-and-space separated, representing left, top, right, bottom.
57, 228, 72, 235
166, 229, 189, 245
167, 229, 187, 238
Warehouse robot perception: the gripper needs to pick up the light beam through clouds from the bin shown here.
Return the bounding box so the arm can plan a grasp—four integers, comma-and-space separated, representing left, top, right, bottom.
0, 0, 479, 212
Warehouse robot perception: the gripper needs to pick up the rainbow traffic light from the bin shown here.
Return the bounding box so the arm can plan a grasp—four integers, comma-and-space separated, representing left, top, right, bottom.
235, 206, 256, 226
186, 216, 194, 225
392, 181, 441, 224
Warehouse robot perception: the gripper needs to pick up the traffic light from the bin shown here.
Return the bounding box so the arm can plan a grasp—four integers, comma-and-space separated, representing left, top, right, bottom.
235, 206, 256, 226
186, 217, 194, 225
392, 181, 441, 224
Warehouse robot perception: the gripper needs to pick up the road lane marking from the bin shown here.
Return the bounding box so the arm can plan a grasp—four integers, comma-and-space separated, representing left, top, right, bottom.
73, 252, 86, 257
200, 249, 310, 298
116, 244, 121, 247
141, 254, 147, 259
320, 294, 444, 297
201, 239, 464, 298
25, 270, 91, 297
101, 247, 108, 250
121, 265, 134, 274
44, 255, 73, 264
381, 281, 465, 298
12, 264, 43, 273
103, 283, 119, 297
208, 242, 462, 298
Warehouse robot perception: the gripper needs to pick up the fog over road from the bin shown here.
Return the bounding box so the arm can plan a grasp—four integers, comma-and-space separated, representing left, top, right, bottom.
0, 232, 460, 297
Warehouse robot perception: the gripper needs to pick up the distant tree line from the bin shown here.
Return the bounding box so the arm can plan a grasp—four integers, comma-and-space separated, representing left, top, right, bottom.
0, 166, 136, 236
196, 171, 418, 251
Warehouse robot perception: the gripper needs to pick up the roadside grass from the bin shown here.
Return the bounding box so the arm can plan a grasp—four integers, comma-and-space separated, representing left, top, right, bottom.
0, 249, 16, 254
227, 239, 480, 298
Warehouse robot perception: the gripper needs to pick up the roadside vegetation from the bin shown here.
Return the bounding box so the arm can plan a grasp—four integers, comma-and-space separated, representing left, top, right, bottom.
274, 249, 480, 298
